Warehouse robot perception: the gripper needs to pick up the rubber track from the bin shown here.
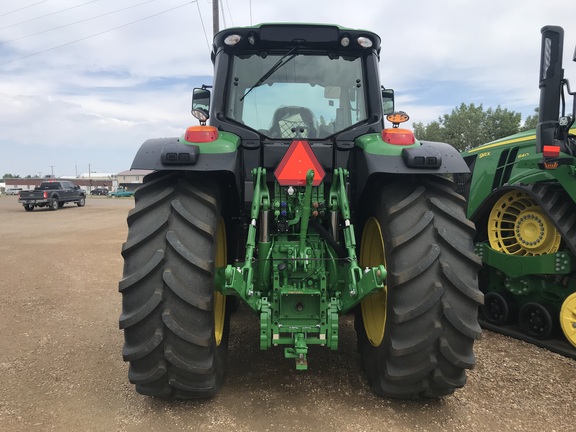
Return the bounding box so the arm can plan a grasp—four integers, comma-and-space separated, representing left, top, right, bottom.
482, 183, 576, 357
521, 183, 576, 256
480, 320, 576, 359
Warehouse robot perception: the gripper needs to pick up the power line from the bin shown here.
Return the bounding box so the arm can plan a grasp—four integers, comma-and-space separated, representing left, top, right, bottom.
0, 1, 49, 19
0, 1, 196, 66
0, 0, 161, 46
195, 0, 210, 51
0, 0, 98, 31
219, 0, 226, 29
223, 0, 233, 27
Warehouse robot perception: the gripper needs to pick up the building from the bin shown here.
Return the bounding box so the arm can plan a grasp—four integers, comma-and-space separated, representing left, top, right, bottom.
117, 170, 153, 192
3, 169, 153, 194
78, 172, 117, 179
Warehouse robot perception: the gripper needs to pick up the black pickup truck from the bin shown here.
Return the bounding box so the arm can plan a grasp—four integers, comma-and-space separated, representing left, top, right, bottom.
18, 181, 86, 211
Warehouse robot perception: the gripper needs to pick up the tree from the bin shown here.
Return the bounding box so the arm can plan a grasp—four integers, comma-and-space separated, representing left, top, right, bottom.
413, 120, 444, 143
442, 103, 492, 151
2, 173, 20, 179
413, 103, 524, 151
483, 106, 522, 143
521, 108, 539, 131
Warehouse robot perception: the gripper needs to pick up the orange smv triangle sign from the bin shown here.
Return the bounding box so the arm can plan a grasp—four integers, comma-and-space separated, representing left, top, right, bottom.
274, 140, 326, 186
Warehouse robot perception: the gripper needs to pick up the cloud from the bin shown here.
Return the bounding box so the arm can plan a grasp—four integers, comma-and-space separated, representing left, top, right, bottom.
1, 0, 576, 176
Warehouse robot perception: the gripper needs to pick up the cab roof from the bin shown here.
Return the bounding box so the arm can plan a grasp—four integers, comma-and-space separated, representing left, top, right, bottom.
213, 23, 381, 55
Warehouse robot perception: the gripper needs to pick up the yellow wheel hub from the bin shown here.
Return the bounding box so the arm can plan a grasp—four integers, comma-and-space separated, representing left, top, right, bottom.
560, 292, 576, 348
214, 218, 227, 346
359, 217, 387, 347
488, 190, 561, 256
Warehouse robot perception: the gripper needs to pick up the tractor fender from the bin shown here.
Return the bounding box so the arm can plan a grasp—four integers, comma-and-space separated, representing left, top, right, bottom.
362, 140, 469, 174
131, 137, 241, 172
353, 141, 469, 200
130, 137, 242, 207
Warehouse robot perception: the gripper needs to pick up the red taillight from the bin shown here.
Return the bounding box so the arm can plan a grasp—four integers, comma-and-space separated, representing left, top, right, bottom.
543, 145, 561, 157
274, 140, 325, 186
44, 191, 48, 199
381, 128, 415, 146
184, 125, 218, 143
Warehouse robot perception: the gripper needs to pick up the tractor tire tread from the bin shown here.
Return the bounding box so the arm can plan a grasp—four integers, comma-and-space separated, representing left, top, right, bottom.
119, 171, 228, 399
356, 176, 483, 399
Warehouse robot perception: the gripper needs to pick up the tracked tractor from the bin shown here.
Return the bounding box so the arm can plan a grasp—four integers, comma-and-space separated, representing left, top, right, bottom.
459, 26, 576, 357
118, 24, 483, 399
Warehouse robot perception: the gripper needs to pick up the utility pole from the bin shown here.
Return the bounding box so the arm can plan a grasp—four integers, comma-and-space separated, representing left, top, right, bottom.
213, 0, 219, 36
49, 165, 55, 177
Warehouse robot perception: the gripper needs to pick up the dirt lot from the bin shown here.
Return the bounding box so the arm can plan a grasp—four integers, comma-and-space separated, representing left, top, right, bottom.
0, 195, 575, 432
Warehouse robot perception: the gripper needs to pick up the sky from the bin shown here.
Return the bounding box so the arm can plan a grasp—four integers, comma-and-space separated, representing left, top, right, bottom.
1, 0, 576, 178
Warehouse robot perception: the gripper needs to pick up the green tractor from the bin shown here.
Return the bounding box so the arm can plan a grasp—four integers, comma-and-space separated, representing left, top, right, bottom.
118, 24, 483, 399
459, 26, 576, 356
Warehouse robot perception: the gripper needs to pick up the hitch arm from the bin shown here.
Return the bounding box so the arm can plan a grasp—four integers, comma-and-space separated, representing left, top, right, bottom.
297, 170, 315, 264
329, 168, 387, 312
224, 167, 269, 303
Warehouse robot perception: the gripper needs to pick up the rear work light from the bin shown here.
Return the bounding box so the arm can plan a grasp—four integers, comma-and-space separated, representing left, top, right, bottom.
382, 128, 416, 146
274, 140, 325, 186
184, 125, 218, 143
357, 36, 373, 48
224, 34, 242, 45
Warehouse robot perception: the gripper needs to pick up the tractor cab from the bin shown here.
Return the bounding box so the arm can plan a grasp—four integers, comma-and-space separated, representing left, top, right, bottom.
195, 24, 390, 141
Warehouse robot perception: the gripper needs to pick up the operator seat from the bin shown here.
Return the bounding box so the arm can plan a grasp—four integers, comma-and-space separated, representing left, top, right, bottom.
269, 106, 317, 139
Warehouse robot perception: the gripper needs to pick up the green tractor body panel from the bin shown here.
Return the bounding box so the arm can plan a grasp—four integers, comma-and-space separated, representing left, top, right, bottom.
119, 23, 483, 399
462, 128, 576, 219
460, 26, 576, 356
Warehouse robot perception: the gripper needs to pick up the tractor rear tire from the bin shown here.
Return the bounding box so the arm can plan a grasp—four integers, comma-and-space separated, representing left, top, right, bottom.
119, 171, 230, 399
355, 176, 483, 399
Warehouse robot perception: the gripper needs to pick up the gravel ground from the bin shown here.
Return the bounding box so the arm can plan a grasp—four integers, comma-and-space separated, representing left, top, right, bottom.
0, 195, 575, 432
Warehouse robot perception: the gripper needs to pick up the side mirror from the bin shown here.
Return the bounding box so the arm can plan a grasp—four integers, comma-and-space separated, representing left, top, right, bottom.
192, 88, 211, 124
381, 88, 395, 115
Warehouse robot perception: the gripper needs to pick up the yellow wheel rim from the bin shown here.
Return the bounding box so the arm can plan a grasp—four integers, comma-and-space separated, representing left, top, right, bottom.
214, 218, 227, 346
560, 292, 576, 348
488, 190, 561, 256
359, 217, 387, 347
